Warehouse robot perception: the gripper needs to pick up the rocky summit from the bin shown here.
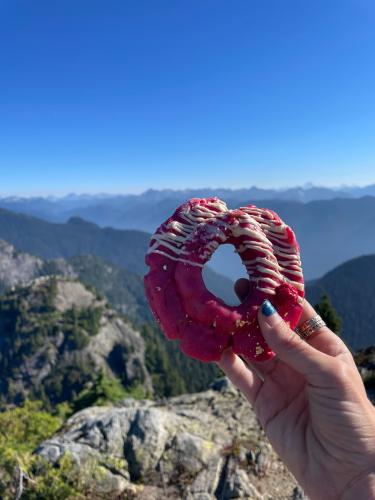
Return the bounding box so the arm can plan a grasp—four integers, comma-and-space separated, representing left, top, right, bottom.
37, 378, 305, 499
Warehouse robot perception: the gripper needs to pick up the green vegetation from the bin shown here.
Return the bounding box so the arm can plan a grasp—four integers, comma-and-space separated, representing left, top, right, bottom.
314, 293, 342, 335
62, 306, 103, 350
141, 323, 221, 398
0, 277, 110, 408
0, 401, 61, 453
0, 401, 75, 498
72, 370, 146, 412
0, 401, 112, 499
0, 278, 60, 387
41, 354, 97, 408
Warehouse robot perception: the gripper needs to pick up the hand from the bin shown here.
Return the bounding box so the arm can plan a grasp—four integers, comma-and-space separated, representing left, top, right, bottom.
218, 279, 375, 500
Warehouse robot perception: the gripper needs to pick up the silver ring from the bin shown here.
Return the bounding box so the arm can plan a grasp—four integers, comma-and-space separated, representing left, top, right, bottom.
295, 315, 326, 340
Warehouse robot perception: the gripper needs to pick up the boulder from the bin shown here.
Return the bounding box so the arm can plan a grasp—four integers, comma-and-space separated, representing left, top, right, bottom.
37, 379, 303, 498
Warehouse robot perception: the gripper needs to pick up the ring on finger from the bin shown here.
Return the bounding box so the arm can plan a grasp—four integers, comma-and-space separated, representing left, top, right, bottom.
295, 314, 326, 340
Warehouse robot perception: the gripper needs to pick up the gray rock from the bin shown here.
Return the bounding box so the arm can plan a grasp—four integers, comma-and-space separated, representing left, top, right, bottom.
36, 439, 131, 495
37, 383, 303, 498
222, 467, 263, 499
162, 432, 218, 478
0, 239, 44, 292
124, 408, 182, 480
184, 456, 224, 499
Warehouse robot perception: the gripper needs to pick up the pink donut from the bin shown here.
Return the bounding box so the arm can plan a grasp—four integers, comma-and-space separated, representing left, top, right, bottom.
144, 198, 304, 362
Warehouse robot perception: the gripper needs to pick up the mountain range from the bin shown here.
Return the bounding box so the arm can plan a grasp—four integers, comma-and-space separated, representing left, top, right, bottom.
1, 232, 374, 352
0, 209, 238, 304
1, 195, 375, 282
2, 184, 375, 220
0, 189, 374, 498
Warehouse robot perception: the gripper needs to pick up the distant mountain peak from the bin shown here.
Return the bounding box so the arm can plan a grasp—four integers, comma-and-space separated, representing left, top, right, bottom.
67, 216, 98, 227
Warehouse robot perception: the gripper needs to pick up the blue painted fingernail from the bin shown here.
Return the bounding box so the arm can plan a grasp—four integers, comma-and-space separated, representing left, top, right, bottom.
261, 300, 276, 317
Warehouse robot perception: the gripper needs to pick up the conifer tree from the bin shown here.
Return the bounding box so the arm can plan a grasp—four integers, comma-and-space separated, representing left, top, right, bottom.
315, 294, 342, 335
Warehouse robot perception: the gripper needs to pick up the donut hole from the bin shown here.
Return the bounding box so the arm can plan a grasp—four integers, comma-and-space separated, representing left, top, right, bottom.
202, 243, 248, 306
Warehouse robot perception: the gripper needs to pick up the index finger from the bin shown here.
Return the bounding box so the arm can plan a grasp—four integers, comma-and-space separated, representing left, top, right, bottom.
234, 278, 351, 362
217, 350, 263, 405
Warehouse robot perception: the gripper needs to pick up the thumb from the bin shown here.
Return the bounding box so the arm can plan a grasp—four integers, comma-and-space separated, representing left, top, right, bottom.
258, 300, 332, 383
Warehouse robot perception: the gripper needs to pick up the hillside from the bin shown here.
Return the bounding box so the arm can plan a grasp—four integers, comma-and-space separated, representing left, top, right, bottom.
0, 238, 236, 318
0, 240, 151, 323
0, 209, 150, 275
0, 266, 223, 404
306, 255, 375, 350
0, 276, 152, 408
48, 254, 153, 323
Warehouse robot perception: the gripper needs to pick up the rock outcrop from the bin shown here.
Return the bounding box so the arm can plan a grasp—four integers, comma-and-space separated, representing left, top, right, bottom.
0, 239, 44, 293
0, 276, 152, 405
0, 240, 151, 323
37, 378, 304, 499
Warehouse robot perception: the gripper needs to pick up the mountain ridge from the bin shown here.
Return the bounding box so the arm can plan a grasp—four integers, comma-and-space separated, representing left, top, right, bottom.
306, 254, 375, 350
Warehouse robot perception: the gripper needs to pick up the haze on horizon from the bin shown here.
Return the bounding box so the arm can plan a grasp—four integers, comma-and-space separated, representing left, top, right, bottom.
1, 1, 374, 195
1, 182, 375, 200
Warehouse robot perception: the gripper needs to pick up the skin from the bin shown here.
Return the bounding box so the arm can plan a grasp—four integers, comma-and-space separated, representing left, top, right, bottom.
218, 279, 375, 500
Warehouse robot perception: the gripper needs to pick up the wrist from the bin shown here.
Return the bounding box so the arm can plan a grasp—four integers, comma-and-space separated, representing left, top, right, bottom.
341, 470, 375, 500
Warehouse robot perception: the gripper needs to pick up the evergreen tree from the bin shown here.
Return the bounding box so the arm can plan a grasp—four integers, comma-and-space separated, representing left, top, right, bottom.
315, 294, 342, 335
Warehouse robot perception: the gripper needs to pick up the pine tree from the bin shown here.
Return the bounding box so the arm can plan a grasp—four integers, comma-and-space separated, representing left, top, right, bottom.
315, 294, 342, 335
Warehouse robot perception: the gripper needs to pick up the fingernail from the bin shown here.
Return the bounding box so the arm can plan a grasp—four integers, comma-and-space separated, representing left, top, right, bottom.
261, 300, 276, 317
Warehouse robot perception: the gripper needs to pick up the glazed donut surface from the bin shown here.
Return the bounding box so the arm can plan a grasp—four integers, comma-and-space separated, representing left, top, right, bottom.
144, 198, 304, 362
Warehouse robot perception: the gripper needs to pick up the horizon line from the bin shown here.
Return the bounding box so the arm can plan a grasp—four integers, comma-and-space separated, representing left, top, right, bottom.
1, 182, 374, 199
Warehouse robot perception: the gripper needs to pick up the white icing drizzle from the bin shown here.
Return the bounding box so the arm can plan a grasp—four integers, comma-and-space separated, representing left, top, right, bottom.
150, 249, 204, 267
147, 199, 304, 294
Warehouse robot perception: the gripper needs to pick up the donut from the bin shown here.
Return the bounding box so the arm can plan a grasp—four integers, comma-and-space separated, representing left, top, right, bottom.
144, 198, 304, 362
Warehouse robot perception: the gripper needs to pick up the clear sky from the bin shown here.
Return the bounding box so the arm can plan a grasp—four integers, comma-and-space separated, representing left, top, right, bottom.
0, 0, 374, 195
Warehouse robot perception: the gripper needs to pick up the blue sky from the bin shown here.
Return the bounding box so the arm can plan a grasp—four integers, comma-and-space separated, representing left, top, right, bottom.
0, 0, 374, 195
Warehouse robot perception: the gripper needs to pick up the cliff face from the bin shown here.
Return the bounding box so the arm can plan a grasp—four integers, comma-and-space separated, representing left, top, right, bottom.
0, 276, 152, 407
0, 239, 44, 293
37, 378, 305, 499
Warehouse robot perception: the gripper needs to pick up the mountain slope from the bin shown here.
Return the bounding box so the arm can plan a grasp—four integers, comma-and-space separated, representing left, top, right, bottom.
0, 209, 150, 275
0, 238, 236, 317
0, 276, 152, 408
306, 255, 375, 350
49, 254, 153, 323
0, 240, 152, 323
0, 243, 224, 397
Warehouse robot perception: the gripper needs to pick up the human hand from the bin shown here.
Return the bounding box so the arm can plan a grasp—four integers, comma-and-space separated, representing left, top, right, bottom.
218, 279, 375, 500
